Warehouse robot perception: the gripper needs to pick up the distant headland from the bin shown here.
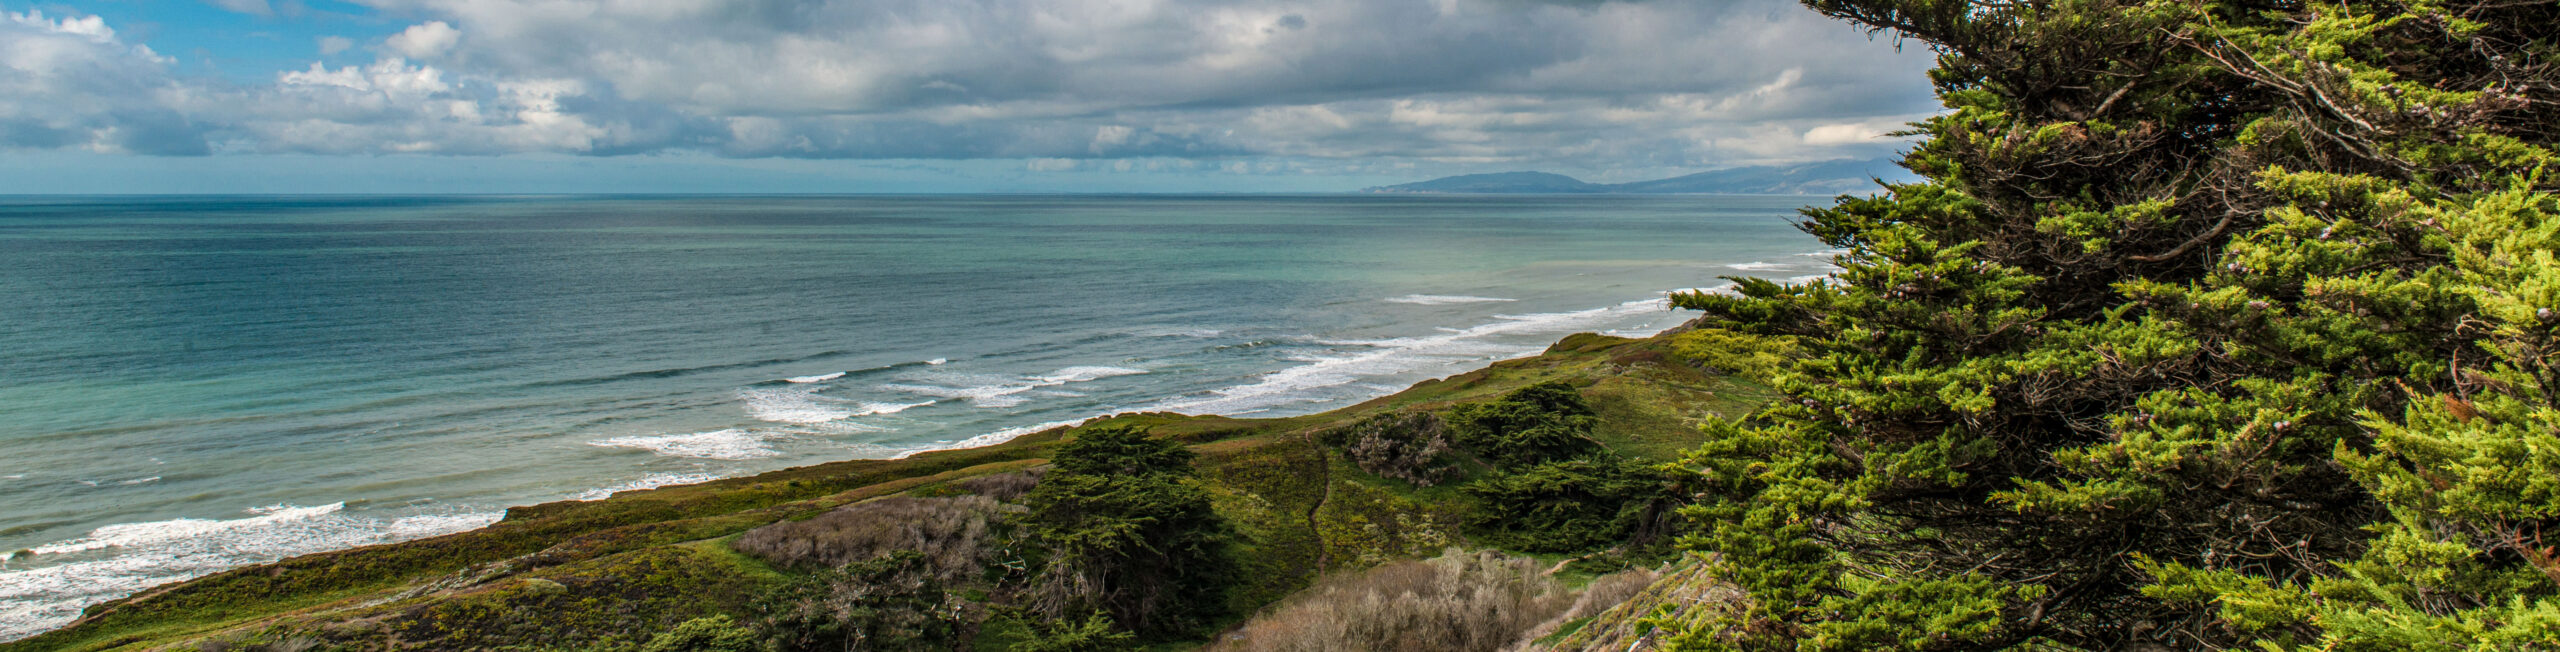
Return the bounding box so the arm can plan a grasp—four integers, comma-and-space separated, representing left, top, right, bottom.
1362, 157, 1915, 195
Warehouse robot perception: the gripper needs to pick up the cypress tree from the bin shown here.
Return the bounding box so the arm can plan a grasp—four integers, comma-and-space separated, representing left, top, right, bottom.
1669, 0, 2558, 648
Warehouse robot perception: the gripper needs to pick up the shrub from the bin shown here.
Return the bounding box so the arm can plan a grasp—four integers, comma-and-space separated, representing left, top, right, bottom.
1007, 611, 1135, 652
641, 615, 758, 652
1047, 425, 1198, 477
1018, 426, 1236, 639
1444, 382, 1601, 468
957, 470, 1043, 502
1208, 549, 1576, 652
1320, 412, 1456, 487
760, 551, 960, 652
733, 495, 1018, 583
1463, 457, 1667, 553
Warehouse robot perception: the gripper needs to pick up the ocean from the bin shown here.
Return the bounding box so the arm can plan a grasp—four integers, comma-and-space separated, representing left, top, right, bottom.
0, 194, 1834, 640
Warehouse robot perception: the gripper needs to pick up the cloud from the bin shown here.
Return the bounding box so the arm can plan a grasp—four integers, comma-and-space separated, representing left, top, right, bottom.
0, 9, 209, 155
0, 0, 1938, 171
318, 36, 354, 55
1802, 116, 1912, 145
384, 21, 459, 60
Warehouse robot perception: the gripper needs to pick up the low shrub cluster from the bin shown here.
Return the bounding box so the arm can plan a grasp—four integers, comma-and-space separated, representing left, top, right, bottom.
1318, 411, 1456, 487
1445, 382, 1600, 467
1443, 382, 1673, 553
758, 551, 962, 652
641, 615, 758, 652
1464, 458, 1665, 554
733, 495, 1019, 583
1208, 549, 1579, 652
1004, 611, 1135, 652
956, 470, 1042, 502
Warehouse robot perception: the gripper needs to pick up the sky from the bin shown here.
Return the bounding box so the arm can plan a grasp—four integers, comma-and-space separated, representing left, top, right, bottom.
0, 0, 1942, 193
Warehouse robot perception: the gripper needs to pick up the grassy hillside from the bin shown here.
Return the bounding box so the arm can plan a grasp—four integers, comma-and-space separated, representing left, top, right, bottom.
9, 329, 1769, 651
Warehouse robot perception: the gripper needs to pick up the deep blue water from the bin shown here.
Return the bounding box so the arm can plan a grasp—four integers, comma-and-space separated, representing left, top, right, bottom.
0, 194, 1834, 639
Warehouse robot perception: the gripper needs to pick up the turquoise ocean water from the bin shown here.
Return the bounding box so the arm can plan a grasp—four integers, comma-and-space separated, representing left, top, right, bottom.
0, 194, 1834, 639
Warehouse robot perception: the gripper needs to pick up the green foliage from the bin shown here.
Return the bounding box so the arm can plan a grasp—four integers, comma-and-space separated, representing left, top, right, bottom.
1020, 426, 1237, 640
761, 551, 960, 651
642, 616, 759, 652
1446, 381, 1672, 553
1048, 425, 1199, 477
1007, 611, 1135, 652
1446, 381, 1602, 468
1660, 0, 2560, 648
1465, 457, 1667, 553
1668, 328, 1802, 383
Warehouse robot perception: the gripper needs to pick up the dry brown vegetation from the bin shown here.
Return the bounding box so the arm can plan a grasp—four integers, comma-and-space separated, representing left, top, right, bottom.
1320, 411, 1456, 487
733, 495, 1019, 582
1505, 565, 1660, 650
1210, 549, 1591, 652
955, 469, 1041, 502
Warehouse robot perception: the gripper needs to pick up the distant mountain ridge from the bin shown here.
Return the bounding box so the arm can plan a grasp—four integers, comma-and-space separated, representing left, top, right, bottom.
1364, 158, 1912, 195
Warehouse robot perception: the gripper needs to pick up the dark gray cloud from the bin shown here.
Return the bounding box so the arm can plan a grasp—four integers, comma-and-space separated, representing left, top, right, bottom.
0, 0, 1938, 170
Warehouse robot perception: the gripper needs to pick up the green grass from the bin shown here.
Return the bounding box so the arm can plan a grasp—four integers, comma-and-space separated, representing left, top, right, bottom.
10, 329, 1770, 651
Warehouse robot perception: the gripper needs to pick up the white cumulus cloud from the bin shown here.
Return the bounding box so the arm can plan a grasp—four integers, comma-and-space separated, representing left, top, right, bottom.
0, 0, 1939, 171
385, 21, 460, 60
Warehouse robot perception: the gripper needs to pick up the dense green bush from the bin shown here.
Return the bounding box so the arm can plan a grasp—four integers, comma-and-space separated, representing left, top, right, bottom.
642, 615, 759, 652
1464, 458, 1666, 554
1018, 426, 1236, 640
1445, 382, 1671, 552
1445, 381, 1602, 467
1668, 0, 2559, 648
1007, 611, 1135, 652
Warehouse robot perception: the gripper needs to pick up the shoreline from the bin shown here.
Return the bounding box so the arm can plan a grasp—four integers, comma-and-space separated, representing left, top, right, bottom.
0, 287, 1743, 644
5, 321, 1765, 650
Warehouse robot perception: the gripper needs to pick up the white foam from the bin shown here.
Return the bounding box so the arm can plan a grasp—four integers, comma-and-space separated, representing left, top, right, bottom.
0, 503, 499, 642
881, 382, 1038, 408
1150, 296, 1676, 416
889, 418, 1092, 460
1383, 294, 1518, 305
574, 472, 726, 501
1034, 366, 1147, 383
117, 476, 159, 486
784, 371, 847, 384
589, 429, 779, 460
739, 386, 856, 424
926, 358, 948, 365
857, 400, 935, 416
1726, 261, 1787, 271
884, 366, 1146, 409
